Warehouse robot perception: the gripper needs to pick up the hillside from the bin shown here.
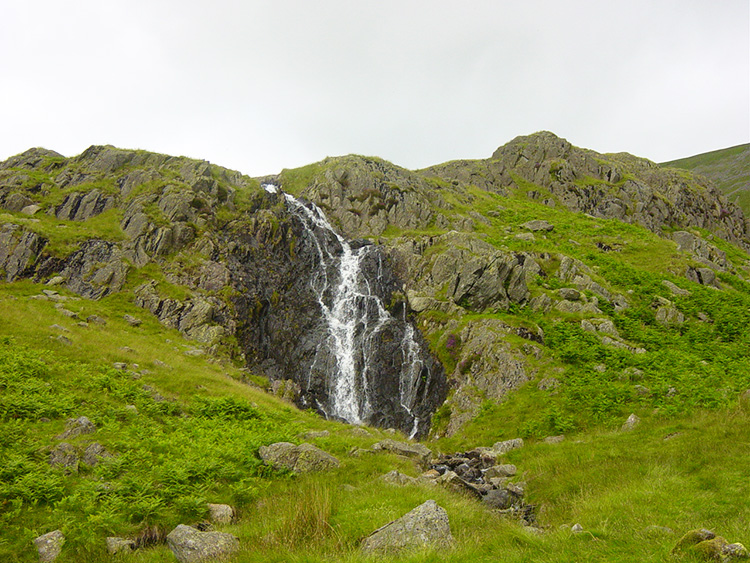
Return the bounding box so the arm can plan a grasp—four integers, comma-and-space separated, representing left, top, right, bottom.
661, 144, 750, 215
1, 133, 749, 562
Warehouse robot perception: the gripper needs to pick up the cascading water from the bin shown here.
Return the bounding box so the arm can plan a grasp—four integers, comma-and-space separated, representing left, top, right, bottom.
264, 184, 429, 436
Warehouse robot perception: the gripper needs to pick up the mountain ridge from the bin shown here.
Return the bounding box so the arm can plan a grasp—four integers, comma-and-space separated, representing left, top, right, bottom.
1, 132, 749, 561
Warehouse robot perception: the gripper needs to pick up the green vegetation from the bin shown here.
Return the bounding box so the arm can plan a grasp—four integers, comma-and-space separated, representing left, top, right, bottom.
662, 144, 750, 214
2, 139, 749, 561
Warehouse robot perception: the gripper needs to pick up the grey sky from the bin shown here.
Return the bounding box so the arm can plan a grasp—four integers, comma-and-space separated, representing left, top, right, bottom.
2, 1, 748, 176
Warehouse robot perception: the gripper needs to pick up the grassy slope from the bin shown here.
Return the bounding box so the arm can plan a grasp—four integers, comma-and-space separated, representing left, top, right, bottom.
661, 144, 750, 214
2, 279, 748, 563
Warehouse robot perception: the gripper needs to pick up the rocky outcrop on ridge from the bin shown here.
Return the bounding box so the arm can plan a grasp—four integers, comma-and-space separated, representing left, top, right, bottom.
424, 131, 750, 251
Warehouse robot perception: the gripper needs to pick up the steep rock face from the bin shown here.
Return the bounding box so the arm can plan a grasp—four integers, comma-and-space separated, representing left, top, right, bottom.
291, 155, 449, 239
219, 191, 447, 435
391, 232, 536, 314
0, 224, 47, 281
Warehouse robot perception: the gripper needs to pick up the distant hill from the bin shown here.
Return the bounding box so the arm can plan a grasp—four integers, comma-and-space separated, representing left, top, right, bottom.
661, 144, 750, 215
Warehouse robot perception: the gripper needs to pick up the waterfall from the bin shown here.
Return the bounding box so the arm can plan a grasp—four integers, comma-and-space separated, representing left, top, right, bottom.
265, 184, 428, 436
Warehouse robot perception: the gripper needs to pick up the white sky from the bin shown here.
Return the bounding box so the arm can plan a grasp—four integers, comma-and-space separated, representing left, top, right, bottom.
1, 1, 748, 176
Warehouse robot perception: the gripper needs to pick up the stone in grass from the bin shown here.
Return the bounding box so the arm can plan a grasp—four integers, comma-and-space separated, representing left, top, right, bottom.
621, 413, 640, 431
521, 219, 554, 232
370, 439, 433, 466
123, 314, 142, 327
258, 442, 340, 473
166, 524, 240, 563
106, 537, 135, 555
361, 500, 454, 555
55, 416, 96, 439
672, 529, 716, 555
207, 503, 235, 525
380, 470, 419, 487
82, 442, 112, 466
34, 530, 65, 562
49, 443, 78, 472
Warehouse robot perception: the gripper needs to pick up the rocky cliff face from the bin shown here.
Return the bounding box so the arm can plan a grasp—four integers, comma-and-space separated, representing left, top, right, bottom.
424, 131, 750, 251
1, 134, 748, 438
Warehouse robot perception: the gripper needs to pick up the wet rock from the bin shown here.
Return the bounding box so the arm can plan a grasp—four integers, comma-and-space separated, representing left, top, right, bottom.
166, 524, 240, 563
361, 500, 453, 555
34, 530, 65, 562
258, 442, 340, 473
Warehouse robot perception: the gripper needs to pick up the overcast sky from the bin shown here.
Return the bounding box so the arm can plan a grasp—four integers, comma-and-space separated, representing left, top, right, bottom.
1, 1, 748, 176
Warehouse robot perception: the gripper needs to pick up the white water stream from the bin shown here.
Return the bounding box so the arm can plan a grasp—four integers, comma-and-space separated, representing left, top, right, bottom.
265, 185, 427, 436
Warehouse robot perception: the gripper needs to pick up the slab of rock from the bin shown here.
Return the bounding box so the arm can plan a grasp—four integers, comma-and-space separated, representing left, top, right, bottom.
207, 503, 234, 525
34, 530, 65, 562
491, 438, 524, 455
166, 524, 239, 563
361, 500, 453, 555
522, 220, 554, 232
435, 470, 483, 499
55, 416, 96, 439
371, 439, 432, 465
484, 464, 517, 478
380, 470, 418, 486
106, 537, 135, 554
258, 442, 340, 473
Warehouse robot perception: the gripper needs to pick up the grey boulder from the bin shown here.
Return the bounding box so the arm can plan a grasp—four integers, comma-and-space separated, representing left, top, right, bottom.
361, 500, 454, 555
166, 524, 239, 563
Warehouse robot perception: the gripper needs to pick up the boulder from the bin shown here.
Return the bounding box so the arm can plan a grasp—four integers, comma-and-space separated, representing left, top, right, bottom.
435, 470, 483, 499
55, 416, 96, 439
207, 503, 235, 525
258, 442, 340, 473
105, 537, 135, 554
522, 220, 554, 232
82, 442, 112, 466
33, 530, 65, 562
49, 443, 78, 472
484, 464, 517, 478
380, 470, 419, 486
491, 438, 524, 455
360, 500, 453, 555
166, 524, 240, 563
621, 413, 640, 431
672, 528, 716, 555
371, 439, 432, 466
482, 488, 521, 510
